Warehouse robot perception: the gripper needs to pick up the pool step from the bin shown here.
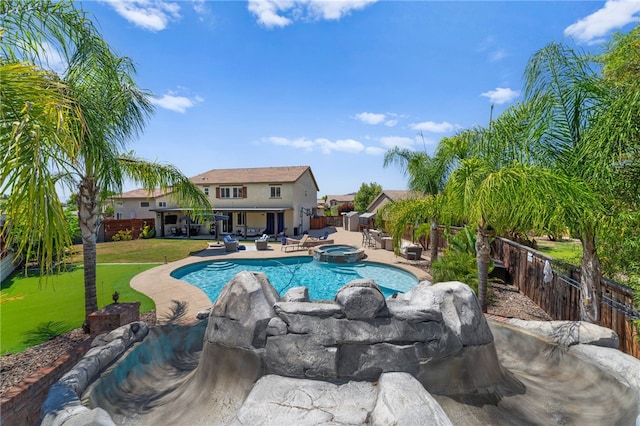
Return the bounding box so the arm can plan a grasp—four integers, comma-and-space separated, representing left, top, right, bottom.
333, 267, 359, 276
205, 262, 237, 271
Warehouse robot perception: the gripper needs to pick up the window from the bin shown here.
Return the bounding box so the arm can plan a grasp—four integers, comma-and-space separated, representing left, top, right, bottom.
116, 212, 124, 220
203, 187, 209, 196
140, 201, 150, 208
220, 186, 244, 198
158, 201, 167, 208
270, 186, 281, 198
236, 212, 245, 226
115, 201, 123, 208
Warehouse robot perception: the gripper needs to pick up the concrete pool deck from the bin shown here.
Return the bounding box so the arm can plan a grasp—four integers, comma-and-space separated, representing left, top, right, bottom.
131, 227, 432, 320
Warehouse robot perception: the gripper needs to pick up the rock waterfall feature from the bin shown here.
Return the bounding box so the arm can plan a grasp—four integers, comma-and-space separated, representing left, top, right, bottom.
42, 271, 639, 425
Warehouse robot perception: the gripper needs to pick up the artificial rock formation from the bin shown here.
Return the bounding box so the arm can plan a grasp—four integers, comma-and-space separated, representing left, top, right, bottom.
42, 270, 640, 425
199, 271, 521, 399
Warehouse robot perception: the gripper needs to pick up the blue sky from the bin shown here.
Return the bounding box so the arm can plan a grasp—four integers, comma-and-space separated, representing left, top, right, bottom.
75, 0, 639, 197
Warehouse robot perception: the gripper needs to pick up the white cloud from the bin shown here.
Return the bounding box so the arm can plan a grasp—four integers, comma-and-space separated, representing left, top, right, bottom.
365, 146, 386, 155
317, 138, 364, 154
308, 0, 377, 20
489, 49, 507, 62
248, 0, 377, 28
409, 121, 456, 133
268, 136, 315, 150
192, 0, 209, 17
265, 136, 366, 154
480, 87, 520, 105
354, 112, 386, 125
565, 0, 640, 45
354, 112, 399, 127
247, 0, 292, 28
101, 0, 181, 31
379, 136, 419, 150
151, 92, 202, 113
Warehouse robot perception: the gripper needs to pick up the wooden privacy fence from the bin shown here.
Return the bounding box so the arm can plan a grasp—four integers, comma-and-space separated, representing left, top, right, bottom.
493, 237, 640, 359
103, 219, 155, 241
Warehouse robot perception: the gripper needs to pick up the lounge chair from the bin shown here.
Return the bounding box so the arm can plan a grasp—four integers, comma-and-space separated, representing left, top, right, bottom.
282, 234, 309, 252
223, 235, 239, 252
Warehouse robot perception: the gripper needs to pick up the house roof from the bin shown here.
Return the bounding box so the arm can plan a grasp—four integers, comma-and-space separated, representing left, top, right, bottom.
378, 190, 417, 202
326, 194, 355, 203
366, 189, 419, 211
190, 166, 319, 191
115, 188, 171, 199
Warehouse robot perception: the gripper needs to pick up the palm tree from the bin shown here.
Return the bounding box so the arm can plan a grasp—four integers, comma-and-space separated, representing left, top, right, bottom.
436, 36, 637, 319
383, 147, 446, 262
521, 40, 639, 322
1, 1, 211, 327
436, 92, 603, 313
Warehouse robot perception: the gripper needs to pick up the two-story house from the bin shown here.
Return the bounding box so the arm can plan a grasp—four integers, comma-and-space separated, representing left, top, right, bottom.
109, 166, 319, 239
189, 166, 319, 238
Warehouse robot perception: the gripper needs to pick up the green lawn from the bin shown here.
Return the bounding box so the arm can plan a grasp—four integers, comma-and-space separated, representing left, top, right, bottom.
535, 238, 583, 264
69, 238, 210, 263
1, 263, 156, 354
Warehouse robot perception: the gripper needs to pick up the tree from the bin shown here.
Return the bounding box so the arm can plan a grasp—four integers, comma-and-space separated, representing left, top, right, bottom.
353, 182, 382, 213
433, 87, 603, 312
383, 147, 447, 261
521, 39, 640, 322
1, 1, 211, 327
378, 195, 441, 257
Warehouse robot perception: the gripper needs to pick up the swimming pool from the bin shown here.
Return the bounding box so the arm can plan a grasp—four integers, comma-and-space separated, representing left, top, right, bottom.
172, 257, 419, 301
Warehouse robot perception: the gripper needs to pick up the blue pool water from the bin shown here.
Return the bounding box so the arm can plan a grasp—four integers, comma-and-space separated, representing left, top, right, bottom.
172, 256, 419, 301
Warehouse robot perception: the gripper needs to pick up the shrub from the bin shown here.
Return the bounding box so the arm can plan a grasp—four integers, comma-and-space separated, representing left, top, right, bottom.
431, 225, 495, 302
112, 229, 133, 242
139, 222, 155, 239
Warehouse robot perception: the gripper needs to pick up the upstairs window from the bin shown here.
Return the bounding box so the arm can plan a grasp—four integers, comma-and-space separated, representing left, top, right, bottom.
203, 187, 209, 196
270, 186, 281, 198
218, 186, 245, 199
140, 201, 150, 208
158, 201, 167, 208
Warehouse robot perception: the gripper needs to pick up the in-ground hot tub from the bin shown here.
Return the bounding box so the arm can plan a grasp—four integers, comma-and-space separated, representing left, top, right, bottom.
313, 244, 365, 263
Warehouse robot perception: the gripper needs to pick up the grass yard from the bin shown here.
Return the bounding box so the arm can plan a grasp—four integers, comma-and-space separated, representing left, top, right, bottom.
535, 238, 583, 264
1, 264, 156, 354
69, 238, 209, 263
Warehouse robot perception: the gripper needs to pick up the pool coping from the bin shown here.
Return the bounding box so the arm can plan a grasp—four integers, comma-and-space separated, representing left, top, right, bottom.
131, 227, 432, 320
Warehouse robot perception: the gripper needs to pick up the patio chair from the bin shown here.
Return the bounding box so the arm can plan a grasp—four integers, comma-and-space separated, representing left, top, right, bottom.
255, 234, 269, 250
223, 235, 239, 252
402, 245, 422, 261
283, 234, 309, 252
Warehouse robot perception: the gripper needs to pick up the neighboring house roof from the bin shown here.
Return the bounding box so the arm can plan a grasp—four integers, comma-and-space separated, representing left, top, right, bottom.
367, 189, 419, 212
191, 166, 319, 191
326, 194, 355, 204
114, 188, 170, 199
381, 190, 417, 201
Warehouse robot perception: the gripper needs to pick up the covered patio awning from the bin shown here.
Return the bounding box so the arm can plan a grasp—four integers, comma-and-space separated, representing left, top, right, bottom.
149, 208, 230, 220
211, 207, 291, 212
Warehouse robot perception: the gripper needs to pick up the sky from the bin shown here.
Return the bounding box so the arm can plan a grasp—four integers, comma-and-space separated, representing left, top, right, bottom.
70, 0, 640, 197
